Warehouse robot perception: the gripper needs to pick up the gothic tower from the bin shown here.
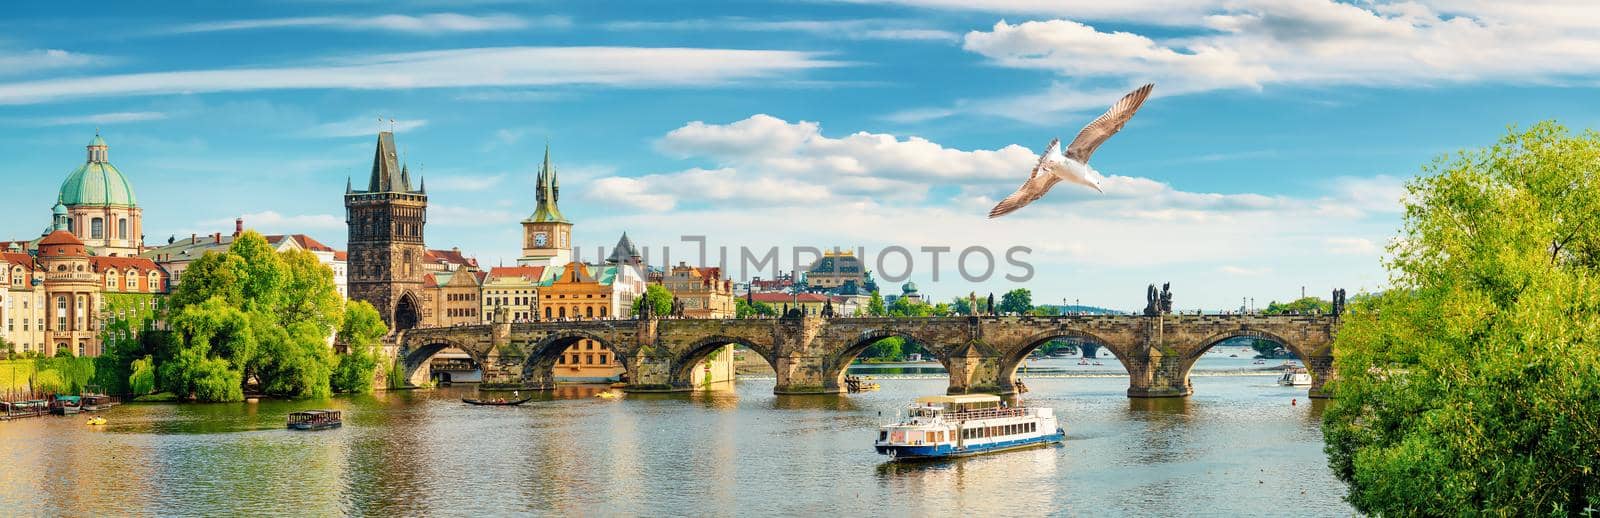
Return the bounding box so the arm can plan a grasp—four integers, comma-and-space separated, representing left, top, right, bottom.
346, 131, 428, 333
517, 145, 573, 267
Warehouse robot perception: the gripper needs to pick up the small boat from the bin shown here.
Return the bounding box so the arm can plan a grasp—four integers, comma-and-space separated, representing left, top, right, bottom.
85, 416, 107, 426
1252, 359, 1266, 365
49, 395, 82, 416
596, 391, 620, 399
1278, 367, 1313, 386
1228, 354, 1238, 358
1077, 358, 1089, 365
80, 394, 115, 411
462, 397, 534, 406
875, 394, 1063, 460
287, 410, 342, 430
1091, 361, 1103, 366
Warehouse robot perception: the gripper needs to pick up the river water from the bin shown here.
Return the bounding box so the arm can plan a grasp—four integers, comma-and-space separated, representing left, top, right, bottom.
0, 347, 1353, 516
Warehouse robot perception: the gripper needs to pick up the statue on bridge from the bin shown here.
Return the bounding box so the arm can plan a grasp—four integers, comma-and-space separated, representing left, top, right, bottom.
986, 293, 995, 315
1144, 284, 1159, 316
968, 292, 979, 315
671, 296, 685, 318
1332, 288, 1347, 317
822, 298, 835, 318
1160, 283, 1172, 314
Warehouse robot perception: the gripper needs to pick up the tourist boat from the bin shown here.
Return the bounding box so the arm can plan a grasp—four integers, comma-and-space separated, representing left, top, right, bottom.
49, 395, 82, 415
461, 396, 534, 406
874, 394, 1063, 460
287, 410, 342, 430
1277, 367, 1313, 386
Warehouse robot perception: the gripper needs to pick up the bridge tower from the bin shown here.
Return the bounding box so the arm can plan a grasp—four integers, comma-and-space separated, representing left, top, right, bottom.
346, 131, 428, 333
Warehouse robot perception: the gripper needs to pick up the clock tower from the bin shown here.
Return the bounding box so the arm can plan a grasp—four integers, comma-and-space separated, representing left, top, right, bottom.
518, 145, 573, 267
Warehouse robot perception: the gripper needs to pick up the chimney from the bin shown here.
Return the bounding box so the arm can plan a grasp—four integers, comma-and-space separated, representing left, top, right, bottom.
234, 217, 243, 237
191, 233, 197, 244
213, 232, 221, 244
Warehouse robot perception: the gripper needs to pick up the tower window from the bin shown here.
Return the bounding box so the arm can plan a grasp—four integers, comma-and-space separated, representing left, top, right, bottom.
91, 218, 104, 239
118, 218, 128, 240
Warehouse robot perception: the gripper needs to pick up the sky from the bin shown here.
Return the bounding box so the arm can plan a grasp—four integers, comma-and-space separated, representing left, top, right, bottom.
3, 0, 1599, 312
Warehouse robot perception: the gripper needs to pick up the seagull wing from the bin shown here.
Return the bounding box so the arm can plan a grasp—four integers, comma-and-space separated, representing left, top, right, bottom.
1065, 83, 1154, 162
989, 173, 1061, 218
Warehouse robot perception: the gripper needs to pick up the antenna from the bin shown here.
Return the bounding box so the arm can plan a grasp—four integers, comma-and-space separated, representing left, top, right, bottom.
389, 118, 396, 132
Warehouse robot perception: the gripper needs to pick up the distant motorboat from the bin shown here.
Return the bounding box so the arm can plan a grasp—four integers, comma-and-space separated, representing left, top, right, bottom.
1091, 361, 1103, 366
1277, 367, 1312, 386
1252, 359, 1266, 365
1077, 358, 1090, 366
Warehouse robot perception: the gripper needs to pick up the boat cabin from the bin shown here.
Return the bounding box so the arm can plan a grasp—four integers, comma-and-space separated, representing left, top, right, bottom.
913, 394, 1001, 413
287, 410, 342, 430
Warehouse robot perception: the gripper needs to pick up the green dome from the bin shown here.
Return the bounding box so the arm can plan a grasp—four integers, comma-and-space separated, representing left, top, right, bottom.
902, 281, 919, 294
59, 136, 137, 207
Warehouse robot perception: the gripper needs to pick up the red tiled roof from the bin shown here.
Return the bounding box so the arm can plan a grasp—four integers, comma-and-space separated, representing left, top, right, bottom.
423, 273, 439, 288
333, 251, 348, 261
91, 256, 162, 273
489, 266, 546, 280
425, 248, 477, 268
39, 230, 83, 246
1, 252, 35, 271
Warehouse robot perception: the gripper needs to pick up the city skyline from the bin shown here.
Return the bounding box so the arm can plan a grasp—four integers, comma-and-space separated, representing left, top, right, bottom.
4, 2, 1599, 309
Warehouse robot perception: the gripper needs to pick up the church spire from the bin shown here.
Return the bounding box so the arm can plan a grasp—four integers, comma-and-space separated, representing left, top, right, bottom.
527, 143, 568, 223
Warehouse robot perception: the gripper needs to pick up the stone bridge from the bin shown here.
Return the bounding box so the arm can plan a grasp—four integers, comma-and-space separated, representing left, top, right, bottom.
395, 313, 1338, 398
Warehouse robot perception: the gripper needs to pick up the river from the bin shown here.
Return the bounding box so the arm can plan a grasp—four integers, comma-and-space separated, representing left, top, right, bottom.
0, 347, 1353, 516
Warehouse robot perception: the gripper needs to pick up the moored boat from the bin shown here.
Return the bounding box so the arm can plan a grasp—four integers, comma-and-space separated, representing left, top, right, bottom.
462, 397, 534, 406
874, 394, 1063, 460
287, 410, 342, 430
1277, 367, 1312, 386
49, 395, 82, 415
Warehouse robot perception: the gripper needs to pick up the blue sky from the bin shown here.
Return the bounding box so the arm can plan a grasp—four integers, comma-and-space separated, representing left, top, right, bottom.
4, 1, 1599, 311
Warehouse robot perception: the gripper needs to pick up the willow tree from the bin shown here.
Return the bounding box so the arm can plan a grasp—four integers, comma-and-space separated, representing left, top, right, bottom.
1324, 122, 1600, 514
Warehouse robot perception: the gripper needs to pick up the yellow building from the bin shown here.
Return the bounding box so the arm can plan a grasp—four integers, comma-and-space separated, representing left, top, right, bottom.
540, 261, 622, 382
1, 230, 168, 357
659, 262, 737, 386
482, 266, 545, 322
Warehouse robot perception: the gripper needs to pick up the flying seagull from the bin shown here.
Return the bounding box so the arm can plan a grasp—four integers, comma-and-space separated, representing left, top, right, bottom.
988, 83, 1155, 218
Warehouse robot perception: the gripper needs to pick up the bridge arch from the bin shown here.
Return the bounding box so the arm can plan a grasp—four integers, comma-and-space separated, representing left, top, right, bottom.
1176, 327, 1317, 395
399, 338, 483, 387
997, 328, 1134, 394
668, 335, 777, 389
821, 327, 950, 394
521, 330, 622, 390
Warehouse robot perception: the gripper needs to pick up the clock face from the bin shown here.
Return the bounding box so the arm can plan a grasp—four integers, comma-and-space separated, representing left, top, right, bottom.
533, 232, 549, 247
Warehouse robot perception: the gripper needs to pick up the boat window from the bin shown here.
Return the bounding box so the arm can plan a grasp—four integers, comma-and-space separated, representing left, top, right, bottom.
879, 431, 887, 441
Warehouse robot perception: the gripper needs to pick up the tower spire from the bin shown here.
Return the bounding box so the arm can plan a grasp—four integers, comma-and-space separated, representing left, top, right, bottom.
527, 143, 567, 223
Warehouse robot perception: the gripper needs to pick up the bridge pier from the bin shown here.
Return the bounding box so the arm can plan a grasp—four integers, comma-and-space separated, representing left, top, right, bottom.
1125, 354, 1191, 398
773, 355, 843, 395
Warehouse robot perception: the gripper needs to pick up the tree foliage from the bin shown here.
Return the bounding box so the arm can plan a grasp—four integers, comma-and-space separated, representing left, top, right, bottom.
333, 301, 387, 394
1262, 297, 1332, 315
735, 298, 776, 318
157, 231, 344, 401
999, 288, 1033, 315
887, 296, 933, 317
866, 291, 886, 316
128, 355, 156, 396
632, 284, 674, 317
1323, 122, 1600, 515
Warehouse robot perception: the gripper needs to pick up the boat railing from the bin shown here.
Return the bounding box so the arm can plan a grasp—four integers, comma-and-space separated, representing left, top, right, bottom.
944, 407, 1027, 422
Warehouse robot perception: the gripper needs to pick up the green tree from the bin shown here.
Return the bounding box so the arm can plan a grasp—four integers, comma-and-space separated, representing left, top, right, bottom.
1262, 297, 1332, 315
999, 288, 1033, 315
862, 336, 904, 361
947, 296, 973, 315
887, 297, 933, 317
158, 231, 345, 401
32, 369, 66, 395
53, 348, 73, 358
632, 284, 674, 317
1323, 122, 1600, 514
866, 291, 886, 316
128, 355, 156, 396
1028, 305, 1063, 316
735, 298, 776, 318
333, 301, 387, 394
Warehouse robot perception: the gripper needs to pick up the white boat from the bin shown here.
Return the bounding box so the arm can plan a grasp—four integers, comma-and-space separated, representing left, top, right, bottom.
1278, 367, 1312, 386
874, 394, 1063, 460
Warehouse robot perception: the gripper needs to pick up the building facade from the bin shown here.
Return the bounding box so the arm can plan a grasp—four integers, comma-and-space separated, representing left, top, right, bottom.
540, 261, 622, 382
2, 230, 167, 357
345, 131, 429, 333
482, 266, 545, 322
661, 262, 735, 318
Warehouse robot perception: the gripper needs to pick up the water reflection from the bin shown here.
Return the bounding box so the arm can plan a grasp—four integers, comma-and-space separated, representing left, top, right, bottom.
0, 375, 1351, 516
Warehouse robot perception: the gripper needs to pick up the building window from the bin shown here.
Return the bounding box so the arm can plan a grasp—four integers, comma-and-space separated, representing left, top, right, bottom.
600, 307, 608, 318
571, 354, 579, 364
106, 273, 117, 289
545, 307, 551, 319
558, 355, 565, 364
55, 296, 67, 330
585, 307, 593, 318
78, 343, 85, 356
559, 307, 566, 318
118, 218, 128, 239
599, 354, 607, 365
91, 218, 105, 239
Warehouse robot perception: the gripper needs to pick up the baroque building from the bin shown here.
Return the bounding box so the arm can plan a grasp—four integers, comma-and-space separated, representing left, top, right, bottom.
345, 131, 429, 333
56, 134, 143, 257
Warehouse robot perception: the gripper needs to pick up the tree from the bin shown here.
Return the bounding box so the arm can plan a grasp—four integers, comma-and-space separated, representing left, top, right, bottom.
1028, 305, 1062, 316
128, 355, 156, 396
157, 231, 344, 401
862, 336, 904, 361
1263, 297, 1332, 315
947, 296, 973, 316
735, 298, 776, 318
866, 291, 886, 316
632, 284, 674, 317
1323, 122, 1600, 514
333, 300, 387, 394
888, 297, 933, 317
999, 288, 1033, 315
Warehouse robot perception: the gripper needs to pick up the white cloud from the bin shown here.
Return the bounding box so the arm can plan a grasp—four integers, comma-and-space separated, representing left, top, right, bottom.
0, 49, 103, 76
0, 47, 841, 105
826, 0, 1219, 25
301, 116, 427, 138
172, 13, 564, 34
905, 1, 1600, 121
1220, 265, 1271, 276
27, 111, 168, 126
604, 18, 959, 42
1324, 237, 1380, 255
428, 174, 505, 192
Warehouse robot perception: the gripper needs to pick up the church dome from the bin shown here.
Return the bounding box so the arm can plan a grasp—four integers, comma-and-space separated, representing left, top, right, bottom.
58, 134, 137, 207
902, 281, 919, 294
